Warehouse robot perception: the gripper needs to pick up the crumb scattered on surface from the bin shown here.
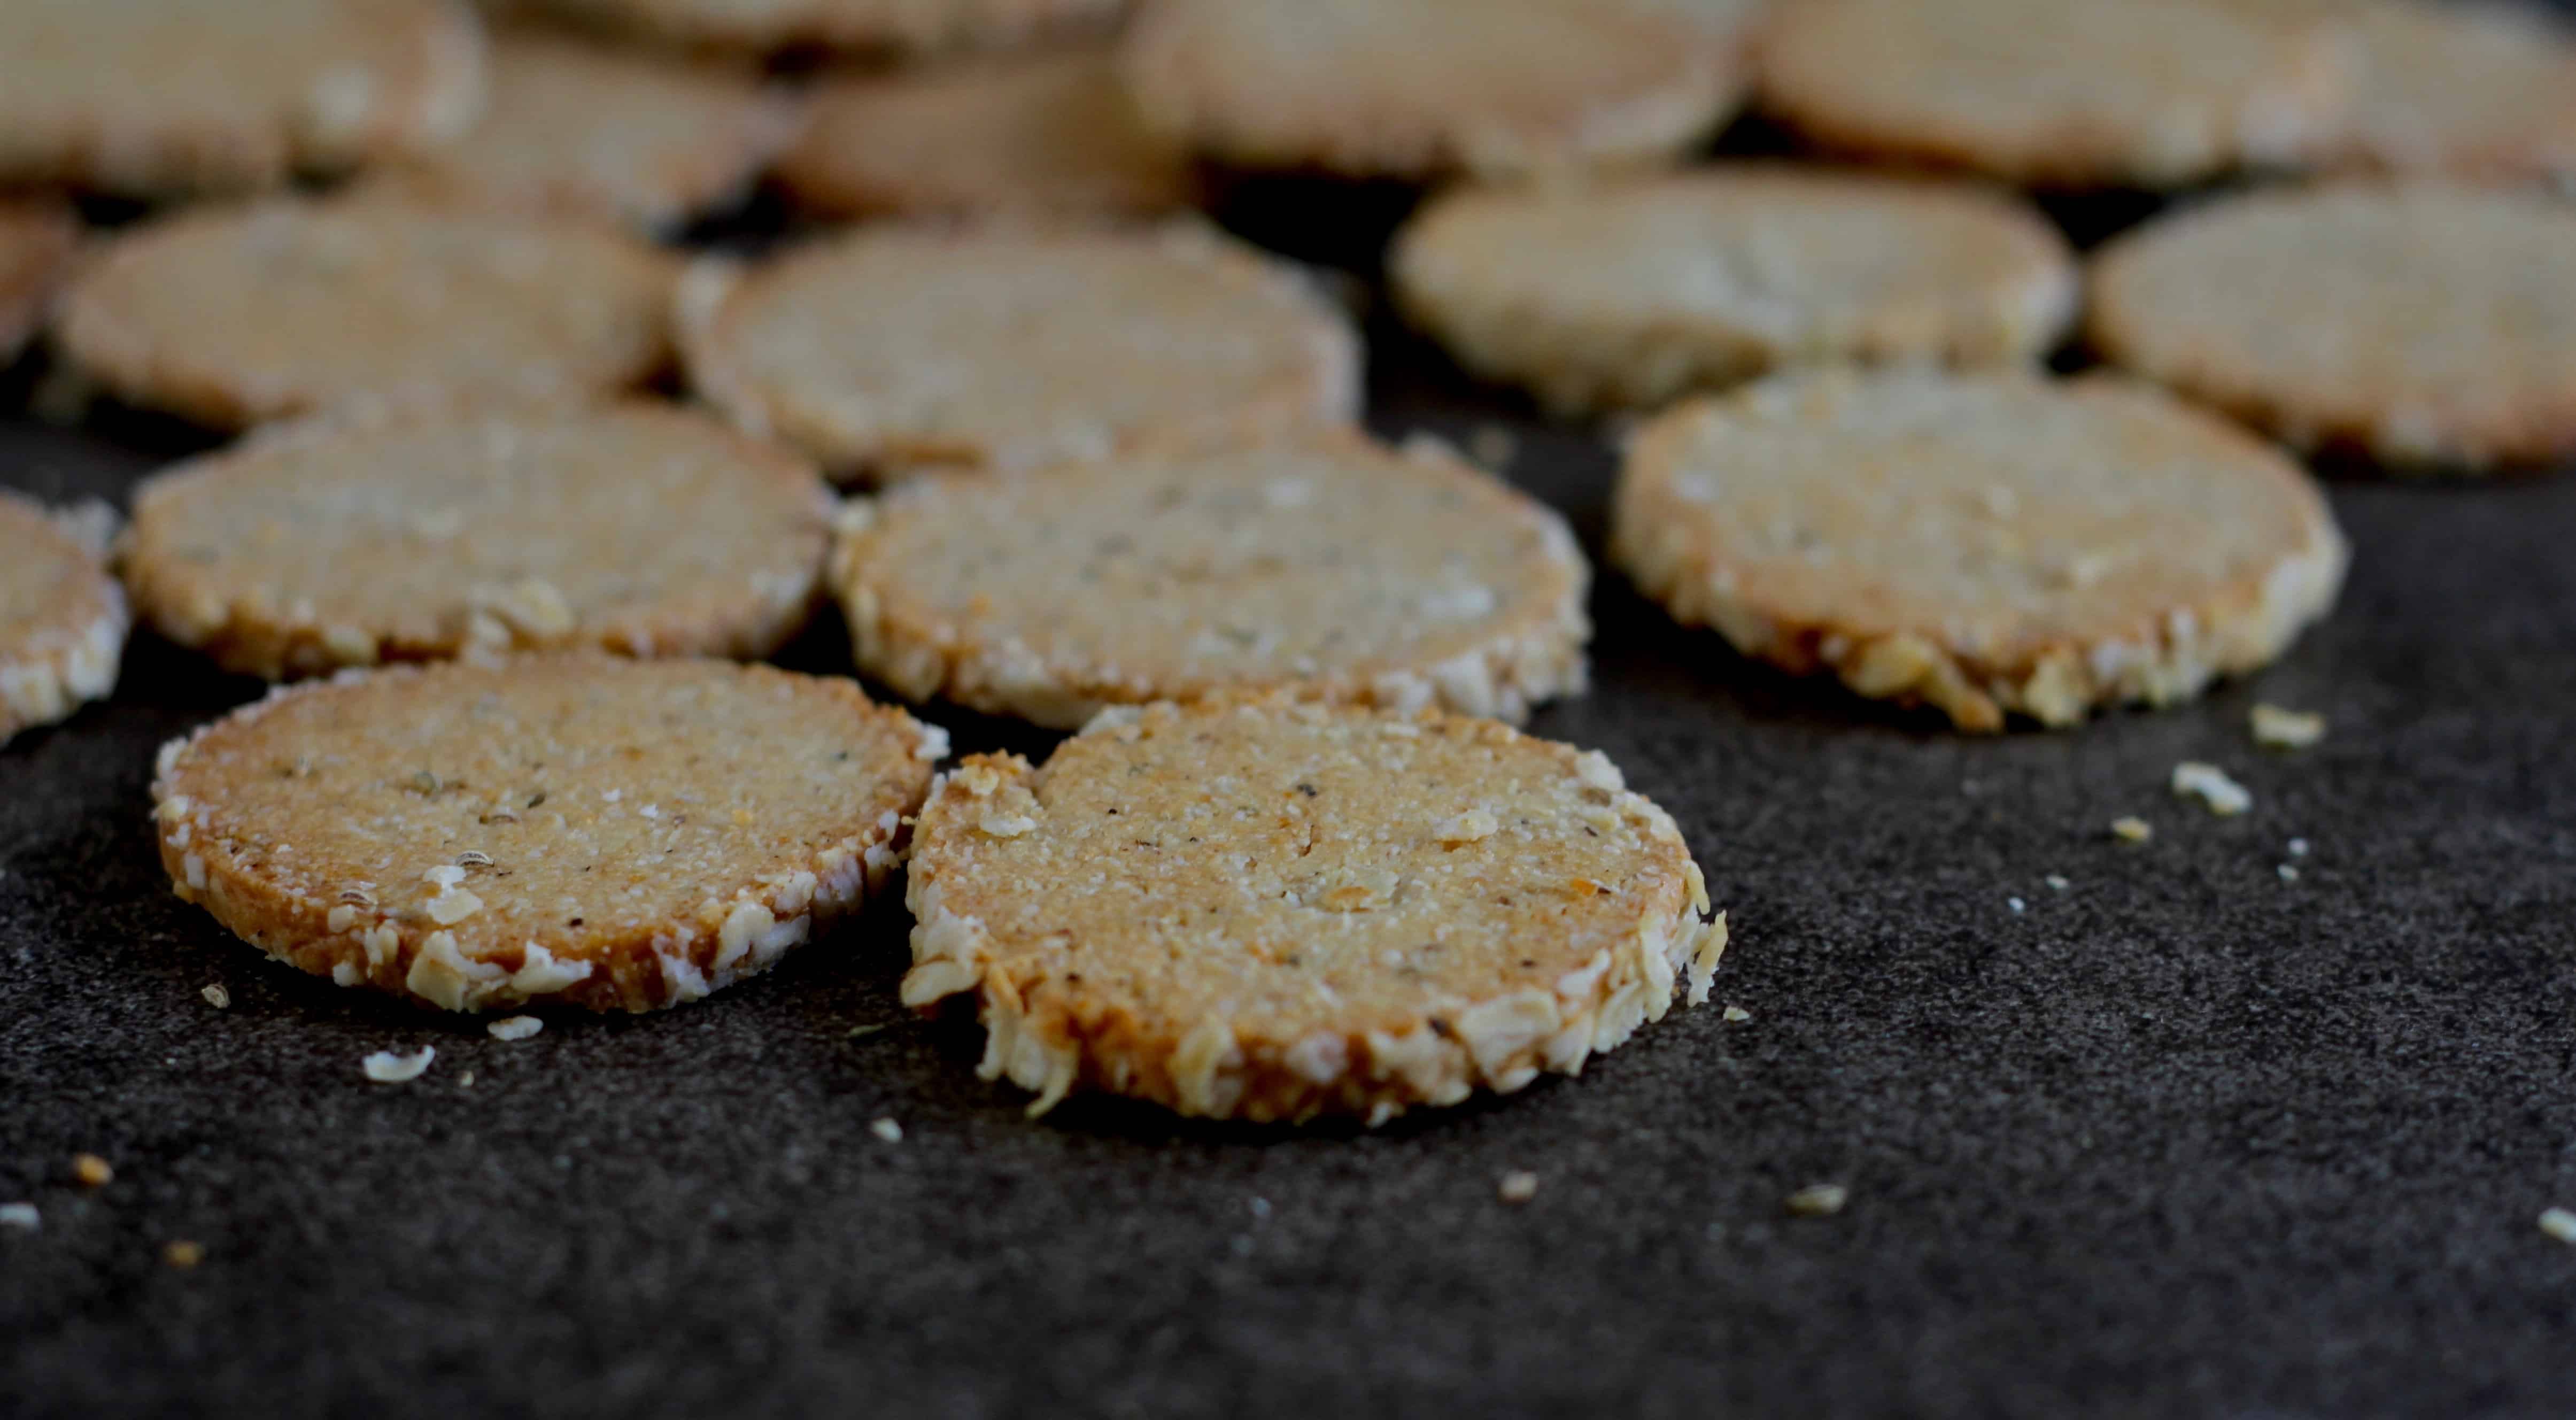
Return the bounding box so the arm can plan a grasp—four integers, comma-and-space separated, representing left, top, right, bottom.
2542, 1207, 2576, 1244
2250, 703, 2327, 750
1723, 1005, 1753, 1023
163, 1240, 204, 1269
200, 984, 230, 1009
2008, 896, 2026, 914
1786, 1183, 1849, 1217
2111, 816, 2154, 843
2287, 837, 2309, 858
847, 1023, 888, 1039
870, 1117, 903, 1143
2171, 762, 2252, 816
2277, 863, 2300, 883
0, 1203, 38, 1230
1468, 424, 1518, 470
486, 1016, 543, 1041
363, 1046, 436, 1083
2044, 875, 2070, 891
458, 1070, 475, 1088
72, 1154, 112, 1188
1498, 1171, 1540, 1204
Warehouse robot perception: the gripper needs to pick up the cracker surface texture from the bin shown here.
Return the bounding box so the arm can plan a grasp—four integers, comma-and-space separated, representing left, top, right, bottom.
902, 696, 1724, 1123
0, 493, 129, 747
1757, 0, 2354, 186
56, 198, 676, 430
0, 199, 80, 365
2088, 180, 2576, 472
1611, 368, 2348, 731
831, 427, 1589, 728
374, 27, 802, 228
777, 46, 1196, 218
679, 222, 1358, 481
1391, 167, 2077, 416
525, 0, 1123, 53
150, 657, 940, 1013
123, 403, 834, 678
0, 0, 488, 194
1118, 0, 1757, 180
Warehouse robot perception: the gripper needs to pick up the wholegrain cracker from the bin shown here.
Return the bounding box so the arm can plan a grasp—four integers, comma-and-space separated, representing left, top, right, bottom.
830, 427, 1589, 728
122, 403, 834, 679
151, 656, 940, 1013
1390, 166, 2077, 416
1611, 368, 2347, 731
901, 694, 1725, 1122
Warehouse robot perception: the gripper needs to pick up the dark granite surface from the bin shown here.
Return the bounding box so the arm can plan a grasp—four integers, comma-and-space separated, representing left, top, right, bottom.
6, 117, 2576, 1420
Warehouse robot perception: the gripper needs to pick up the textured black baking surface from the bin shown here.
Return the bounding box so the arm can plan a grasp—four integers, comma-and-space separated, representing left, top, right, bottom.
7, 172, 2576, 1420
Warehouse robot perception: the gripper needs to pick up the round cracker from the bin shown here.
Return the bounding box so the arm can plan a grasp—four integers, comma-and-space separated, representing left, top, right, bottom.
775, 47, 1197, 219
0, 0, 486, 195
524, 0, 1124, 53
1611, 368, 2348, 731
1756, 0, 2354, 187
831, 427, 1589, 728
55, 198, 678, 429
678, 222, 1359, 482
2212, 0, 2576, 180
1117, 0, 1757, 180
2087, 181, 2576, 472
902, 694, 1723, 1123
151, 655, 943, 1013
373, 28, 803, 228
0, 198, 80, 365
1390, 166, 2078, 417
123, 403, 835, 680
0, 492, 128, 746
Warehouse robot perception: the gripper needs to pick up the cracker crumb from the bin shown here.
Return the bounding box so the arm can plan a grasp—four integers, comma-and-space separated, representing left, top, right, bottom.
2277, 863, 2300, 883
1786, 1183, 1849, 1217
72, 1154, 113, 1188
847, 1023, 888, 1039
363, 1046, 437, 1083
487, 1015, 543, 1041
2171, 762, 2251, 816
200, 984, 231, 1009
1498, 1170, 1540, 1203
0, 1203, 38, 1230
458, 1070, 476, 1088
870, 1117, 904, 1143
2044, 874, 2070, 891
2250, 703, 2326, 751
2110, 816, 2154, 843
1468, 424, 1519, 470
1436, 809, 1499, 845
2008, 896, 2026, 914
1722, 1005, 1753, 1023
2287, 837, 2309, 858
2542, 1207, 2576, 1244
162, 1240, 205, 1269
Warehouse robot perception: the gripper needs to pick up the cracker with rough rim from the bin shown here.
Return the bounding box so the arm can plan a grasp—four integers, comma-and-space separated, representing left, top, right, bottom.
1117, 0, 1758, 180
903, 694, 1724, 1123
1757, 0, 2354, 187
776, 47, 1197, 219
0, 492, 128, 747
372, 28, 803, 229
1611, 368, 2348, 731
678, 222, 1358, 482
55, 198, 678, 429
1390, 167, 2077, 416
2087, 181, 2576, 472
122, 403, 835, 679
830, 427, 1589, 728
151, 656, 943, 1013
0, 0, 487, 195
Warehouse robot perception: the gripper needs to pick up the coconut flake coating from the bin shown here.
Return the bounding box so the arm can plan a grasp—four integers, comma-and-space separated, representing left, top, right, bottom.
151, 657, 941, 1013
1757, 0, 2354, 186
374, 28, 802, 229
903, 696, 1723, 1123
1118, 0, 1756, 180
1612, 368, 2348, 731
0, 0, 487, 195
776, 47, 1196, 219
122, 403, 836, 679
1391, 166, 2077, 416
2087, 181, 2576, 472
0, 493, 129, 746
679, 222, 1358, 481
832, 428, 1589, 728
56, 198, 677, 429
